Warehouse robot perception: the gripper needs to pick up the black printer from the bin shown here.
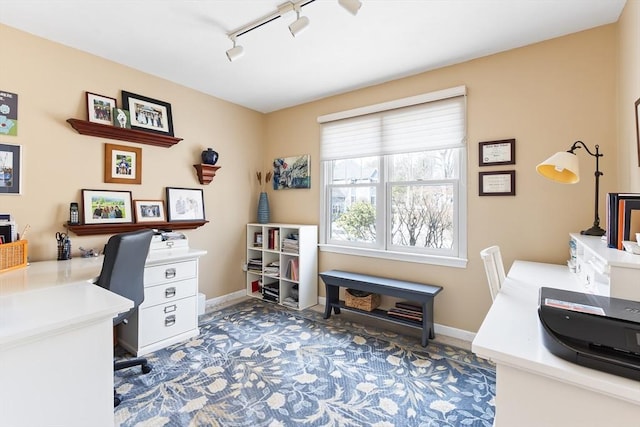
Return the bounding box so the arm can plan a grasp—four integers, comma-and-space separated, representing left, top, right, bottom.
538, 287, 640, 381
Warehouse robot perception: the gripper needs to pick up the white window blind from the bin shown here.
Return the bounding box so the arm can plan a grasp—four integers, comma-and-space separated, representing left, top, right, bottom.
320, 90, 466, 161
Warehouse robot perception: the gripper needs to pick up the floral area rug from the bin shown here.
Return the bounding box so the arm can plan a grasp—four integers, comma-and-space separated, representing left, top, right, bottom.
114, 299, 495, 427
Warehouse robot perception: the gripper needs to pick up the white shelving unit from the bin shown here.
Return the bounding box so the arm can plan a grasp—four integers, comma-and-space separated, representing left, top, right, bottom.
246, 223, 318, 310
570, 233, 640, 300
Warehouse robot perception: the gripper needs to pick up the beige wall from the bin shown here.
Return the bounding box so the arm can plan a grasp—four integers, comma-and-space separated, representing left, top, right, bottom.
3, 6, 638, 334
0, 24, 265, 301
265, 25, 619, 332
618, 0, 640, 192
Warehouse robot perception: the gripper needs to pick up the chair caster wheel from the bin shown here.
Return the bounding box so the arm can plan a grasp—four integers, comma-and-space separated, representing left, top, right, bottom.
114, 395, 121, 407
141, 363, 152, 374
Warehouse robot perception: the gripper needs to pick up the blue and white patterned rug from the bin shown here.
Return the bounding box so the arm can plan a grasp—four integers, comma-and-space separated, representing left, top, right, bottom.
114, 299, 495, 426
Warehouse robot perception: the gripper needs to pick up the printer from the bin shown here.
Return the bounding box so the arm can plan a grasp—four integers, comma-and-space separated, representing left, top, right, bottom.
538, 287, 640, 381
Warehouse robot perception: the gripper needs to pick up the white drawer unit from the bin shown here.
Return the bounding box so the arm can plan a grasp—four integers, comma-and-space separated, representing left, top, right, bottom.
117, 248, 207, 356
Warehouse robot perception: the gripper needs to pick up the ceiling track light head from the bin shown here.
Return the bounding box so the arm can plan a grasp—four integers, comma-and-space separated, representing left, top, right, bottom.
225, 36, 244, 62
338, 0, 362, 16
289, 6, 310, 37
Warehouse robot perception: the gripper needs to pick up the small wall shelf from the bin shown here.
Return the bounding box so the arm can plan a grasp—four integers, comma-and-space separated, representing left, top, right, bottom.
66, 220, 208, 236
193, 164, 221, 185
67, 119, 183, 148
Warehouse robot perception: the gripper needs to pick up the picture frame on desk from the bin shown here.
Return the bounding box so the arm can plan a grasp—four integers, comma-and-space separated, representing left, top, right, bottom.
133, 199, 166, 223
122, 90, 174, 136
86, 92, 117, 125
104, 143, 141, 185
82, 189, 133, 224
0, 143, 21, 195
166, 187, 205, 221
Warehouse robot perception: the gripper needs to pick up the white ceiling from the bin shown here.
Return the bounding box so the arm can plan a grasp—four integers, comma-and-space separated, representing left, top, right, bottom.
0, 0, 627, 113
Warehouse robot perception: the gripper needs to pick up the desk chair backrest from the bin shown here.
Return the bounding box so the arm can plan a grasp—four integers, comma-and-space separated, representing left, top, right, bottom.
480, 245, 506, 301
96, 229, 153, 326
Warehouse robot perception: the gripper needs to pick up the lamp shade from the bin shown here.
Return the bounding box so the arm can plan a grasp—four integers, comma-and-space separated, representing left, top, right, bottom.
536, 151, 580, 184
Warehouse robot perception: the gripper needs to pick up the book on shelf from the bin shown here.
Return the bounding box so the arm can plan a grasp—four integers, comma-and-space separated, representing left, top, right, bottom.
247, 258, 263, 273
606, 193, 640, 248
263, 260, 279, 276
387, 308, 422, 323
267, 229, 280, 250
285, 258, 299, 281
281, 233, 299, 253
394, 301, 422, 312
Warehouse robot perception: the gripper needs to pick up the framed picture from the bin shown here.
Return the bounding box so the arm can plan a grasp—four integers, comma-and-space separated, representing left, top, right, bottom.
479, 139, 516, 166
0, 143, 21, 195
635, 97, 640, 167
0, 90, 18, 136
134, 199, 166, 223
112, 108, 131, 129
254, 232, 263, 247
166, 187, 205, 221
122, 90, 174, 136
479, 171, 516, 196
273, 154, 310, 190
86, 92, 117, 125
104, 143, 142, 184
82, 189, 133, 224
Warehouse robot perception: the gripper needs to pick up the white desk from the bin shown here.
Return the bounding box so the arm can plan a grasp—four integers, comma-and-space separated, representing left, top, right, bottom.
472, 260, 640, 427
0, 257, 132, 427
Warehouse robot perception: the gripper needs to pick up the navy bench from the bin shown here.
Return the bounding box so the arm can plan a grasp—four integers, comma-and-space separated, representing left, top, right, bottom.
319, 270, 443, 347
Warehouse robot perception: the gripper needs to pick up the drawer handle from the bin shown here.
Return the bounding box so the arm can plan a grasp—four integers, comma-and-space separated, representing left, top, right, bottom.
165, 315, 176, 327
165, 287, 176, 298
165, 268, 176, 279
164, 304, 177, 313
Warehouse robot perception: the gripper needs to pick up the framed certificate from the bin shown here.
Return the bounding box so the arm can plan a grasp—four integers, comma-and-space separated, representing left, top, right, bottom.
479, 171, 516, 196
479, 139, 515, 166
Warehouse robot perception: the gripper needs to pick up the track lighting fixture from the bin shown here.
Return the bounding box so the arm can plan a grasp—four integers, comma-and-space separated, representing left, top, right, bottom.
225, 0, 362, 61
288, 5, 310, 37
225, 36, 244, 62
338, 0, 362, 16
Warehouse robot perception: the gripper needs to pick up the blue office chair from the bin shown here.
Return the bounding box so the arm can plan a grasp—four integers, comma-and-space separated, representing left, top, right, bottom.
95, 229, 154, 407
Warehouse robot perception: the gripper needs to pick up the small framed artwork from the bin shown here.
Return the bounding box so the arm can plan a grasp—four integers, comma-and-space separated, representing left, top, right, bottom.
166, 187, 205, 221
86, 92, 117, 125
112, 108, 131, 129
479, 171, 516, 196
134, 199, 166, 223
635, 97, 640, 166
254, 232, 263, 247
273, 154, 310, 190
0, 143, 21, 195
82, 189, 133, 224
104, 143, 142, 184
479, 139, 516, 166
0, 90, 18, 136
122, 90, 174, 136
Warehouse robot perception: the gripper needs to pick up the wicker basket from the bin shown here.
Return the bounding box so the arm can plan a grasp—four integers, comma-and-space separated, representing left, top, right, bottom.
0, 240, 28, 273
345, 288, 381, 312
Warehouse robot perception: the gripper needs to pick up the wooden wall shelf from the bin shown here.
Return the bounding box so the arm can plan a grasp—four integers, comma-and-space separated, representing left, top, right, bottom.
65, 220, 208, 236
193, 164, 221, 184
67, 119, 183, 148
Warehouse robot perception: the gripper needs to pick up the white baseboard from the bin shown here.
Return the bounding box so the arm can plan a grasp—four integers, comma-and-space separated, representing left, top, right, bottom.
203, 290, 247, 311
317, 296, 475, 344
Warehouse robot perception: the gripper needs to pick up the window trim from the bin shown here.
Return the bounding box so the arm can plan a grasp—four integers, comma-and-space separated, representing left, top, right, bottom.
318, 86, 468, 267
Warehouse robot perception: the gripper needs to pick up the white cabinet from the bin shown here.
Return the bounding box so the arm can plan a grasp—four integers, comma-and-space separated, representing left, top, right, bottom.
246, 223, 318, 310
117, 248, 207, 356
570, 233, 640, 301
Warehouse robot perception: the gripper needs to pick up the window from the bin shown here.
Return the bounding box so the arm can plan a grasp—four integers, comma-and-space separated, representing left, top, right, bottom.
318, 86, 467, 267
